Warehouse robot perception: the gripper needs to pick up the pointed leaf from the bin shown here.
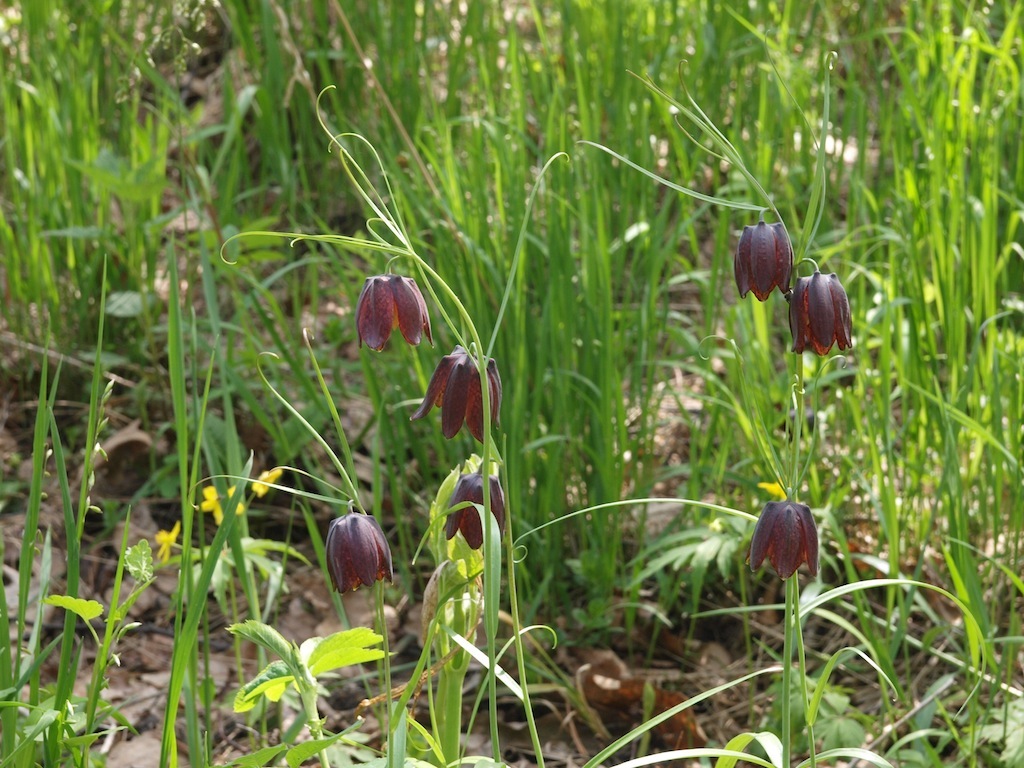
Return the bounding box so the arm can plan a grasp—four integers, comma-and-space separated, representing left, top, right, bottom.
285, 732, 350, 768
307, 627, 385, 677
233, 660, 294, 712
228, 619, 294, 661
214, 745, 288, 768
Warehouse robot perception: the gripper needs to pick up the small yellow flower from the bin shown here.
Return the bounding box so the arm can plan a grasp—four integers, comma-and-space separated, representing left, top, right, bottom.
200, 485, 224, 525
200, 485, 245, 525
155, 521, 181, 563
252, 467, 283, 498
757, 481, 787, 501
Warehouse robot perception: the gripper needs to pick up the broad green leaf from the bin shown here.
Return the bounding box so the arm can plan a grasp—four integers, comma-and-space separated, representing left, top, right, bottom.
233, 660, 294, 713
306, 627, 385, 677
819, 716, 867, 753
125, 540, 154, 583
44, 595, 104, 622
227, 620, 294, 661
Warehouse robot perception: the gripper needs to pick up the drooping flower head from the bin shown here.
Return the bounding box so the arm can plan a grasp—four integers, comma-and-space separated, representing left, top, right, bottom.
446, 473, 506, 550
355, 274, 433, 350
789, 271, 852, 355
411, 346, 501, 443
748, 501, 819, 580
325, 512, 394, 592
735, 220, 793, 301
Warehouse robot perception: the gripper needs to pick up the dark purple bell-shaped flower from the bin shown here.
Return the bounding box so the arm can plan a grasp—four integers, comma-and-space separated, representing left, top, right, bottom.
789, 271, 852, 355
748, 501, 819, 580
411, 346, 501, 443
325, 512, 394, 592
355, 274, 432, 350
447, 473, 506, 550
735, 221, 793, 301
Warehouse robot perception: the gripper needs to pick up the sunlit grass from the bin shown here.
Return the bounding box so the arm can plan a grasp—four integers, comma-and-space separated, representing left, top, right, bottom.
1, 0, 1021, 765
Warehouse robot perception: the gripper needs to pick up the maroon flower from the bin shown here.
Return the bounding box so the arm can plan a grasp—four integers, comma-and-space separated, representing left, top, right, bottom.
447, 473, 506, 550
355, 274, 432, 350
748, 501, 819, 580
411, 346, 501, 442
735, 221, 793, 301
789, 271, 852, 355
325, 512, 394, 592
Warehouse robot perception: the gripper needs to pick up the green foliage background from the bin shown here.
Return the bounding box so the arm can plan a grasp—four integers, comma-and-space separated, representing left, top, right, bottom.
1, 0, 1022, 763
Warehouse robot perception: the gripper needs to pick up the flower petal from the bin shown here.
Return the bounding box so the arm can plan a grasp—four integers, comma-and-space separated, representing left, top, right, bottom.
789, 277, 809, 353
356, 277, 397, 350
325, 513, 393, 592
391, 276, 431, 346
486, 359, 502, 430
806, 272, 837, 355
829, 274, 852, 350
411, 352, 458, 421
735, 225, 753, 298
749, 501, 818, 579
442, 357, 474, 439
750, 222, 778, 301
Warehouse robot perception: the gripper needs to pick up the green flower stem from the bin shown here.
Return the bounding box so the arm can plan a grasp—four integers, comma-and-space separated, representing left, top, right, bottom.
504, 532, 546, 768
782, 576, 797, 768
377, 582, 395, 766
437, 659, 467, 764
793, 581, 817, 768
434, 581, 473, 766
405, 251, 504, 759
305, 330, 363, 508
784, 353, 815, 767
300, 683, 330, 768
789, 352, 805, 495
258, 353, 364, 513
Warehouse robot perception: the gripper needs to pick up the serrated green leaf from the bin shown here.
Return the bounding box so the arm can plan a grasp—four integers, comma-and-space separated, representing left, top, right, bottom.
125, 540, 154, 582
44, 595, 104, 622
307, 627, 385, 677
234, 660, 294, 712
819, 716, 867, 753
228, 619, 295, 661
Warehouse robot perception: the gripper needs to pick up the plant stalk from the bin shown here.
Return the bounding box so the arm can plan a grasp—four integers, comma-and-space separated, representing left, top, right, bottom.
782, 575, 797, 768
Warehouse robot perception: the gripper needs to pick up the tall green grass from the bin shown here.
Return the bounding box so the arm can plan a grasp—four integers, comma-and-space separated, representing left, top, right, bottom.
2, 0, 1022, 763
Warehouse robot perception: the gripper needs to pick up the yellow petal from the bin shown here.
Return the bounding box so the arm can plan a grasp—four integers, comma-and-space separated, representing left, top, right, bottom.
757, 481, 787, 501
199, 486, 219, 512
252, 467, 283, 498
156, 520, 181, 563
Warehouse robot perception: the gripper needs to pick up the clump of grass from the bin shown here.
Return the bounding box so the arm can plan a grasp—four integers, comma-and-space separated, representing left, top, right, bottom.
2, 0, 1022, 765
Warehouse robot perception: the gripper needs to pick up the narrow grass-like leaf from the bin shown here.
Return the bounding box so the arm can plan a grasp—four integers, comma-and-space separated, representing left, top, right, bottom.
579, 141, 767, 211
716, 732, 784, 768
